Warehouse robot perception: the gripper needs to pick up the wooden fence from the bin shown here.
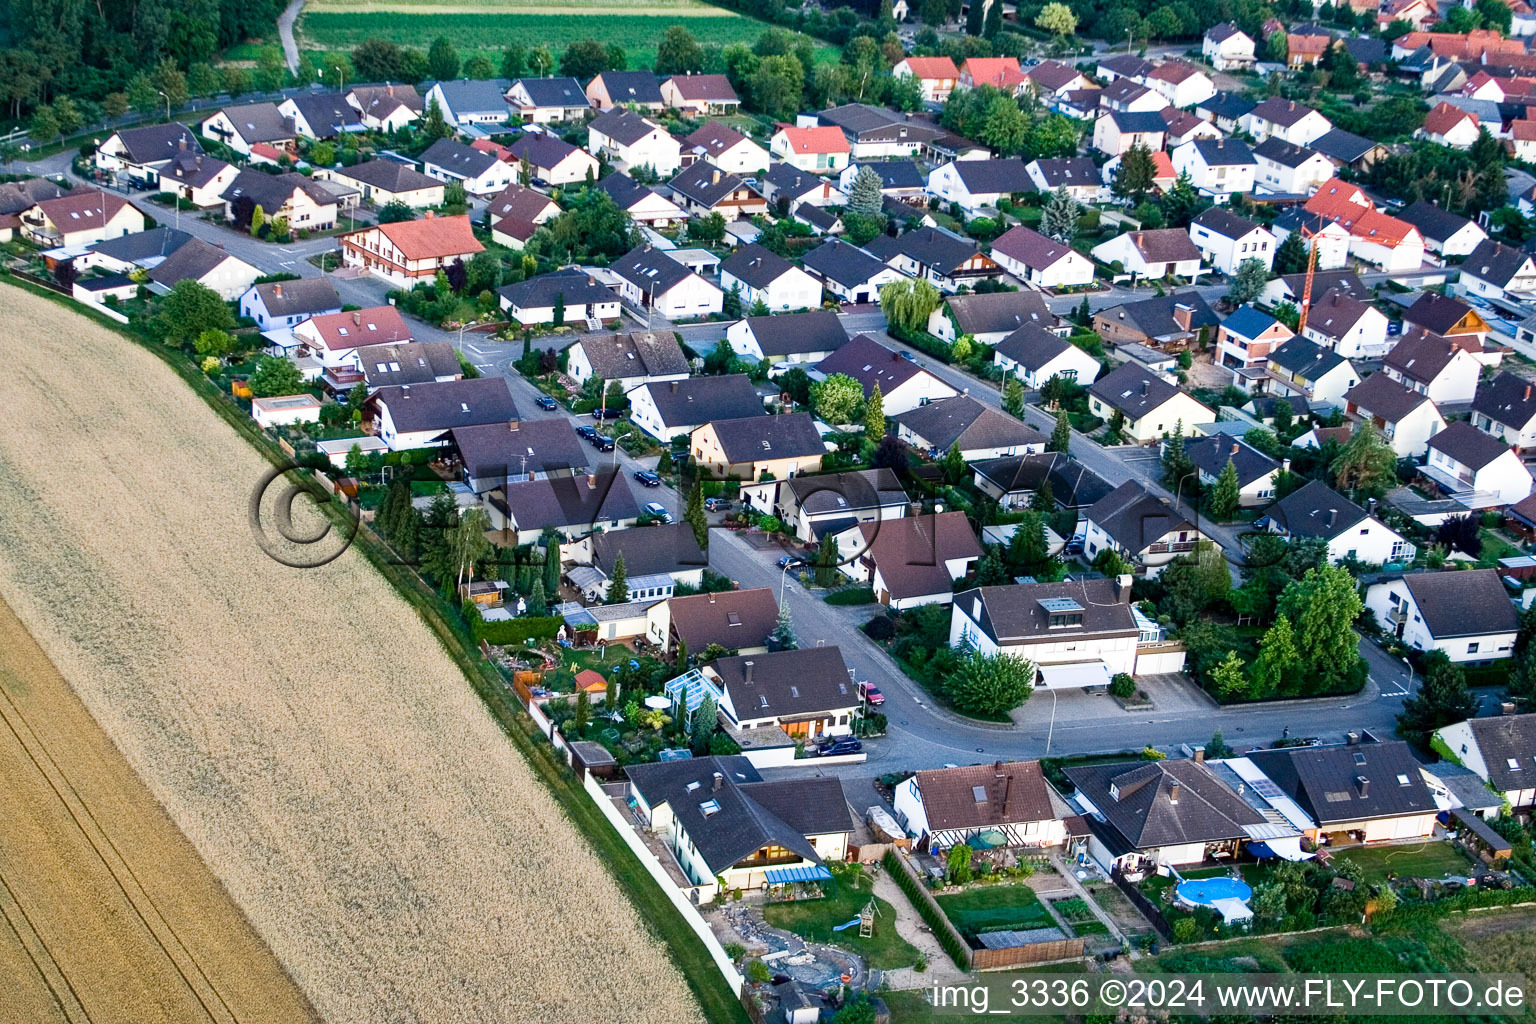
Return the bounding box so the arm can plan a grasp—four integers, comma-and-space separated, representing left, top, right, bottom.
1111, 869, 1172, 940
971, 936, 1086, 971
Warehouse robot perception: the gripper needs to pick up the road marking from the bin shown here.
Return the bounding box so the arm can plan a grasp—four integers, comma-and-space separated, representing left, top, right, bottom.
475, 363, 494, 370
465, 343, 486, 356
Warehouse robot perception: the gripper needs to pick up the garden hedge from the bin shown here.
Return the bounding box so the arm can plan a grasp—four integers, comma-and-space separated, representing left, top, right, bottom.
474, 616, 563, 645
884, 850, 970, 970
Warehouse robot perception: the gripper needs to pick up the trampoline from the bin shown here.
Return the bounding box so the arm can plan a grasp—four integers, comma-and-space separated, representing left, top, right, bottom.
1175, 876, 1252, 908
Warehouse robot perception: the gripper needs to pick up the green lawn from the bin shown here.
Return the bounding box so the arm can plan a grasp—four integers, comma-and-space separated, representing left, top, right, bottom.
935, 882, 1051, 940
1332, 842, 1471, 884
761, 868, 922, 969
883, 989, 938, 1023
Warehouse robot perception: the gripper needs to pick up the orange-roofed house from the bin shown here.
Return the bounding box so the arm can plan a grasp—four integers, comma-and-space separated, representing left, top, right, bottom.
1420, 102, 1481, 148
1345, 209, 1424, 272
339, 212, 485, 289
1377, 0, 1437, 29
1150, 150, 1178, 192
769, 124, 851, 174
471, 138, 515, 163
1392, 29, 1525, 61
1305, 178, 1371, 216
960, 57, 1028, 94
1286, 33, 1332, 68
894, 56, 961, 103
293, 306, 414, 368
22, 190, 146, 247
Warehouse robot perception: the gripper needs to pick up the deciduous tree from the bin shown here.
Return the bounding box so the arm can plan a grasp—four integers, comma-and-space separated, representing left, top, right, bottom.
246, 354, 304, 397
811, 372, 864, 424
943, 650, 1034, 716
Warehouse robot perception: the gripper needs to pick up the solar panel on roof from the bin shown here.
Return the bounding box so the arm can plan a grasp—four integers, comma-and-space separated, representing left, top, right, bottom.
1249, 778, 1284, 799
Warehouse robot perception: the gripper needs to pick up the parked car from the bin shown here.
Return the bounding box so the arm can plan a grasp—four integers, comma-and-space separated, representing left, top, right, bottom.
704, 497, 732, 512
644, 502, 674, 523
899, 350, 916, 363
817, 738, 863, 757
858, 682, 884, 706
575, 424, 598, 440
592, 407, 624, 420
776, 554, 796, 569
536, 395, 559, 410
633, 469, 661, 487
590, 433, 615, 451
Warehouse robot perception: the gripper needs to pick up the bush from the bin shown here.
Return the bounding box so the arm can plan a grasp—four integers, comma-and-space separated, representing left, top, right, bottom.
745, 959, 771, 984
1110, 673, 1135, 698
474, 616, 563, 645
863, 615, 896, 641
1171, 917, 1201, 943
723, 942, 746, 962
826, 588, 877, 605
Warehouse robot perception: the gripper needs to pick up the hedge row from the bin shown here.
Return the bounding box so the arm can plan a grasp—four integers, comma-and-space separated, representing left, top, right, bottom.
825, 588, 877, 606
884, 850, 970, 971
1373, 885, 1536, 929
473, 616, 564, 646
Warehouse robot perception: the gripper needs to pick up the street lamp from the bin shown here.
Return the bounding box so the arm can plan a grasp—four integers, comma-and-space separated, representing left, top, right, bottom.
1401, 655, 1415, 693
1043, 685, 1060, 755
157, 89, 170, 123
779, 559, 795, 608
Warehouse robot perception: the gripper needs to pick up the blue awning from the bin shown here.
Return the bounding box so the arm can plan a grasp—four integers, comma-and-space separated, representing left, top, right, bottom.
765, 865, 832, 884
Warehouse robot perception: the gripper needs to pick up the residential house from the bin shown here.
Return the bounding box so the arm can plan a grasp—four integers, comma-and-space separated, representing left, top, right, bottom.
249, 394, 322, 429
451, 418, 589, 492
1420, 102, 1483, 148
156, 151, 237, 208
240, 278, 342, 331
1067, 758, 1267, 872
1022, 59, 1092, 98
1170, 138, 1257, 197
506, 132, 601, 186
145, 237, 259, 300
483, 182, 561, 249
1366, 568, 1519, 662
927, 158, 1036, 217
660, 74, 741, 116
707, 647, 862, 739
1462, 239, 1536, 303
1189, 207, 1274, 276
720, 244, 821, 312
1140, 59, 1216, 106
816, 104, 945, 161
1093, 292, 1219, 351
94, 123, 200, 187
200, 102, 295, 156
1242, 742, 1438, 843
1160, 107, 1224, 148
1260, 269, 1369, 307
1344, 373, 1448, 457
1101, 80, 1170, 114
1403, 292, 1491, 345
893, 761, 1066, 854
681, 121, 769, 174
1396, 201, 1488, 258
339, 212, 483, 288
609, 245, 722, 321
993, 325, 1101, 389
0, 178, 68, 243
294, 307, 415, 369
1265, 336, 1360, 407
331, 159, 445, 208
836, 511, 981, 609
1261, 478, 1415, 564
1269, 208, 1352, 271
959, 57, 1028, 92
1024, 157, 1104, 203
1473, 372, 1536, 451
757, 162, 845, 212
815, 333, 959, 416
629, 374, 764, 442
345, 340, 461, 393
1203, 22, 1257, 70
928, 289, 1055, 344
1310, 127, 1388, 171
1241, 97, 1333, 145
594, 172, 686, 228
800, 238, 907, 305
727, 310, 850, 364
1422, 420, 1535, 508
565, 329, 690, 391
1083, 482, 1214, 574
950, 577, 1141, 680
1303, 289, 1390, 359
1306, 184, 1426, 272
1382, 328, 1483, 404
585, 71, 664, 113
623, 756, 852, 898
366, 375, 518, 451
278, 92, 363, 139
1285, 31, 1333, 68
487, 469, 641, 543
1252, 137, 1335, 194
769, 125, 851, 174
1194, 91, 1255, 133
506, 77, 589, 123
565, 522, 708, 599
496, 268, 621, 327
219, 169, 337, 233
423, 79, 512, 127
894, 395, 1046, 459
647, 588, 780, 655
1433, 715, 1536, 816
76, 226, 189, 276
586, 109, 681, 177
420, 138, 517, 196
1185, 435, 1281, 506
1512, 120, 1536, 162
1214, 305, 1293, 371
690, 413, 825, 480
989, 225, 1095, 289
1091, 228, 1204, 282
971, 452, 1114, 511
741, 468, 908, 544
892, 56, 960, 103
20, 191, 145, 247
347, 85, 423, 131
1090, 110, 1168, 156
668, 162, 767, 219
865, 226, 1001, 293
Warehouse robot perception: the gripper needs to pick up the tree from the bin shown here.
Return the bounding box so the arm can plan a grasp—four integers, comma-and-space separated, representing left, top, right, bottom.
771, 603, 798, 650
154, 279, 235, 344
748, 54, 804, 122
814, 534, 839, 587
1479, 0, 1514, 33
1228, 258, 1270, 305
1206, 458, 1242, 522
944, 650, 1034, 716
351, 38, 412, 81
1160, 171, 1209, 228
865, 383, 886, 439
193, 329, 234, 359
152, 57, 189, 110
1035, 1, 1078, 35
1007, 511, 1049, 570
606, 552, 629, 604
1331, 423, 1398, 495
1024, 114, 1080, 160
656, 26, 706, 75
1277, 565, 1365, 695
942, 442, 966, 483
222, 66, 251, 98
249, 203, 267, 239
422, 96, 452, 141
879, 277, 942, 333
247, 355, 305, 398
1003, 376, 1024, 417
1274, 231, 1309, 275
500, 44, 528, 79
1248, 614, 1300, 699
848, 165, 885, 216
946, 843, 974, 884
1436, 514, 1483, 557
1040, 186, 1078, 244
188, 62, 221, 98
573, 688, 591, 731
1266, 31, 1289, 63
686, 481, 708, 549
966, 0, 986, 35
979, 94, 1029, 154
1112, 141, 1156, 202
552, 291, 566, 327
561, 39, 611, 80
1049, 408, 1070, 455
378, 200, 414, 224
1206, 729, 1233, 759
28, 104, 59, 142
1398, 651, 1478, 748
832, 992, 879, 1024
1161, 419, 1192, 487
811, 373, 865, 425
952, 335, 973, 363
51, 96, 82, 136
1211, 650, 1249, 700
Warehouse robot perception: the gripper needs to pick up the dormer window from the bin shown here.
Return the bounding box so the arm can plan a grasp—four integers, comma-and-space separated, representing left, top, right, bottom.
1040, 596, 1084, 629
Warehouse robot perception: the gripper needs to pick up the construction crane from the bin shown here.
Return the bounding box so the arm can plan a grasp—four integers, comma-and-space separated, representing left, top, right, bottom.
1294, 218, 1321, 336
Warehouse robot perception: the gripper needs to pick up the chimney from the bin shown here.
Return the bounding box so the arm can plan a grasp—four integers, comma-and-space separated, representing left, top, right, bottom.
178, 137, 186, 151
1367, 497, 1377, 516
587, 472, 597, 488
424, 209, 434, 219
1141, 380, 1149, 396
352, 311, 361, 325
1526, 385, 1532, 401
712, 169, 721, 184
1171, 302, 1193, 331
1116, 573, 1133, 604
1327, 508, 1337, 529
708, 592, 715, 603
507, 417, 519, 431
1231, 442, 1239, 456
671, 380, 679, 392
387, 83, 395, 96
1356, 775, 1370, 798
274, 283, 283, 298
1281, 457, 1291, 473
1168, 781, 1180, 804
712, 771, 723, 791
1194, 746, 1205, 764
744, 660, 754, 684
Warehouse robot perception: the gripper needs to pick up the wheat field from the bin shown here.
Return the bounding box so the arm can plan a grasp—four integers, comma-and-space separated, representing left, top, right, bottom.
0, 286, 703, 1024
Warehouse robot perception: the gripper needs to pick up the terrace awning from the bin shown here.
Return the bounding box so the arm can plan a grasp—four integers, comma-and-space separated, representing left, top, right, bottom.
1248, 836, 1312, 861
1037, 662, 1113, 689
765, 865, 833, 885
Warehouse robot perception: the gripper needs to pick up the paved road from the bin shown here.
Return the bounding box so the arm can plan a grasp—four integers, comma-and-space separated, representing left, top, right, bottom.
278, 0, 306, 74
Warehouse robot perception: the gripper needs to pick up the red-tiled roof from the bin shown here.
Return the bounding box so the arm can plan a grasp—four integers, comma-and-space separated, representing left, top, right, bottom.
1424, 101, 1477, 136
370, 213, 484, 260
900, 56, 960, 80
774, 124, 850, 155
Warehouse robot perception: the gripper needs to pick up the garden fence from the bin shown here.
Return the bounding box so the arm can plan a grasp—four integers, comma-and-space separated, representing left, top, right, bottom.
1110, 869, 1173, 940
883, 849, 972, 971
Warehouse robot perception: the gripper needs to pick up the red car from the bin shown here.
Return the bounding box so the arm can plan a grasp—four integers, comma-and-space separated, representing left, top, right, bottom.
858, 682, 885, 706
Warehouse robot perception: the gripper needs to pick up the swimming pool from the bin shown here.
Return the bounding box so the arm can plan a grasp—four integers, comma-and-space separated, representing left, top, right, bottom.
1175, 876, 1252, 907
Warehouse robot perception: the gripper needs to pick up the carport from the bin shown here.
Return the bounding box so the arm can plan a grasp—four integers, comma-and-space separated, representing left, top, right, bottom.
1037, 662, 1114, 689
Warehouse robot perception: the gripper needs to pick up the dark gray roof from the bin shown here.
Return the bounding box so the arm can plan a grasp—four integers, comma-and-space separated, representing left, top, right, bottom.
219, 169, 333, 212
370, 376, 519, 435
1085, 481, 1194, 552
1427, 420, 1511, 471
1191, 206, 1261, 241
1464, 715, 1536, 791
1273, 269, 1367, 302
111, 122, 200, 164
146, 237, 237, 288
486, 183, 556, 223
497, 269, 613, 310
668, 161, 752, 208
507, 131, 585, 170
738, 310, 849, 358
451, 417, 589, 482
592, 522, 707, 578
939, 290, 1052, 335
1384, 328, 1463, 385
950, 158, 1036, 194
1344, 372, 1432, 423
1066, 759, 1265, 849
894, 395, 1044, 452
513, 76, 589, 108
761, 161, 828, 200
720, 244, 799, 290
1464, 238, 1534, 289
971, 452, 1113, 508
210, 102, 294, 144
430, 78, 512, 116
866, 226, 982, 276
817, 103, 941, 144
589, 108, 660, 147
1473, 372, 1536, 431
591, 71, 664, 105
285, 93, 360, 135
785, 468, 906, 515
912, 760, 1056, 831
572, 330, 689, 380
1248, 97, 1322, 128
667, 587, 780, 652
712, 647, 860, 721
994, 324, 1079, 373
1189, 137, 1254, 166
1185, 435, 1279, 488
1263, 479, 1368, 538
1197, 91, 1255, 121
1342, 36, 1386, 64
683, 121, 751, 157
1120, 227, 1202, 264
593, 171, 660, 213
1104, 110, 1167, 133
816, 333, 929, 398
1397, 201, 1476, 245
801, 239, 891, 291
990, 225, 1078, 272
1088, 361, 1181, 418
356, 340, 461, 389
1252, 136, 1322, 169
1028, 156, 1100, 189
0, 177, 69, 216
492, 469, 641, 530
1404, 291, 1478, 336
248, 277, 341, 318
849, 161, 924, 190
1310, 127, 1380, 164
1246, 742, 1436, 826
1096, 291, 1217, 343
350, 84, 424, 116
88, 227, 192, 264
706, 412, 824, 462
856, 511, 980, 600
420, 137, 499, 179
635, 374, 764, 428
341, 157, 441, 193
1401, 568, 1519, 639
662, 73, 738, 102
1305, 288, 1376, 341
611, 245, 695, 295
958, 578, 1136, 646
160, 150, 230, 189
1266, 335, 1349, 380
